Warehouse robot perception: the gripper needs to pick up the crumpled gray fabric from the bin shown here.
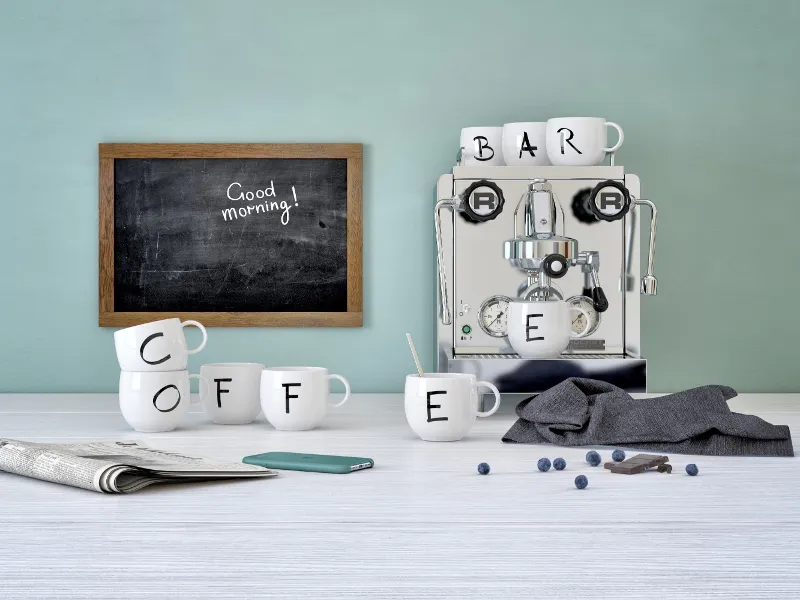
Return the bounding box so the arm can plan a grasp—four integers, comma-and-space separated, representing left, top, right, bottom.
502, 378, 794, 456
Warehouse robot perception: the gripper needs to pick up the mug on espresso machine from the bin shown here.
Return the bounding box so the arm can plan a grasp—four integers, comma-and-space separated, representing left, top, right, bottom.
434, 163, 659, 394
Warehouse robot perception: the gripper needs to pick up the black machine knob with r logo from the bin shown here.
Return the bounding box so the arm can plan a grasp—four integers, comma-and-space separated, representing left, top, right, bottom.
461, 180, 505, 223
588, 180, 631, 222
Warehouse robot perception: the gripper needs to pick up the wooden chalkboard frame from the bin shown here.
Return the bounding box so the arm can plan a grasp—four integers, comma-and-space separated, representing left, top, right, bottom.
99, 143, 363, 327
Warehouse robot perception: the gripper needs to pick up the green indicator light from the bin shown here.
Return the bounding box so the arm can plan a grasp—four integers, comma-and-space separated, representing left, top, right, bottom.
462, 325, 472, 335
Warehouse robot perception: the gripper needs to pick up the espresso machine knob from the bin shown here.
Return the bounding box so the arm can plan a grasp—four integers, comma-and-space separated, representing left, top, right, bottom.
461, 180, 505, 223
571, 188, 598, 224
542, 254, 569, 279
591, 287, 609, 313
588, 180, 631, 222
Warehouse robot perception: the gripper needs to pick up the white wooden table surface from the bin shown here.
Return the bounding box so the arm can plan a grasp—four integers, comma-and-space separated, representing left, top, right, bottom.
0, 393, 798, 599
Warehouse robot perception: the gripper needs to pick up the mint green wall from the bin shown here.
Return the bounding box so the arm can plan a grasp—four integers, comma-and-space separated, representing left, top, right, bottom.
1, 0, 799, 393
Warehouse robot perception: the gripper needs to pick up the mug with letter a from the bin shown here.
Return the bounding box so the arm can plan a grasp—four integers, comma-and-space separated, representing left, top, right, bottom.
502, 122, 550, 166
119, 370, 209, 433
404, 373, 501, 442
260, 367, 351, 431
507, 300, 590, 358
200, 363, 265, 425
459, 126, 505, 166
545, 117, 624, 166
114, 318, 208, 372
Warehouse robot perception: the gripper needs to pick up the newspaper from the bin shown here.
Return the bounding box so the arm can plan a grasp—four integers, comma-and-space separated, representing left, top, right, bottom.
0, 439, 277, 493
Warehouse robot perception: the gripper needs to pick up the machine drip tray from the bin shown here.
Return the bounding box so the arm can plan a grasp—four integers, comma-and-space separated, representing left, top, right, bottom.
456, 353, 630, 360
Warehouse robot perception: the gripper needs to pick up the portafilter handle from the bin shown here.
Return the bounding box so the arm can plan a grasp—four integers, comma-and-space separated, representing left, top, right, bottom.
634, 198, 658, 295
435, 197, 459, 325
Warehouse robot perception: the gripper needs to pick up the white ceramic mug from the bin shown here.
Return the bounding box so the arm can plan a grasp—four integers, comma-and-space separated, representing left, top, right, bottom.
507, 300, 590, 358
404, 373, 501, 442
199, 363, 265, 425
119, 370, 209, 433
260, 367, 351, 431
459, 127, 505, 166
545, 117, 624, 166
502, 122, 550, 166
114, 318, 208, 372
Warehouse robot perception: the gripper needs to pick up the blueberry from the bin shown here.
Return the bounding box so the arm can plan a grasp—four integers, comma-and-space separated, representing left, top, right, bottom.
553, 457, 567, 471
685, 463, 699, 476
575, 475, 589, 489
537, 458, 552, 472
477, 462, 490, 475
612, 449, 626, 462
586, 451, 601, 466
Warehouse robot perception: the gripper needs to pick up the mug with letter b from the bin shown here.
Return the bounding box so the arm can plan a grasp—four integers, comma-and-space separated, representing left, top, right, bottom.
545, 117, 624, 166
119, 370, 209, 433
114, 318, 208, 372
260, 367, 351, 431
404, 373, 501, 442
459, 126, 505, 166
507, 300, 590, 359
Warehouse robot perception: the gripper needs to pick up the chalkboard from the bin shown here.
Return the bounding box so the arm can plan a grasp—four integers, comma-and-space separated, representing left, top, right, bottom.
99, 144, 362, 327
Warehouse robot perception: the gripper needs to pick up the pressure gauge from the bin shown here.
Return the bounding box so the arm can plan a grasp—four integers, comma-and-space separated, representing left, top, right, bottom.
566, 295, 600, 338
478, 295, 511, 337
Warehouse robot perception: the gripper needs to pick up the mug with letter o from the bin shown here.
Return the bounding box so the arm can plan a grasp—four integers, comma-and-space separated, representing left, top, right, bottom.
404, 373, 501, 442
545, 117, 624, 166
507, 300, 590, 358
459, 127, 505, 166
119, 370, 209, 433
200, 363, 265, 425
502, 122, 550, 166
260, 367, 351, 431
114, 318, 208, 372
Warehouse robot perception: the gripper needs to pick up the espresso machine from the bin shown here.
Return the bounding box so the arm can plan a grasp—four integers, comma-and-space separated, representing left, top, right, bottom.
434, 165, 658, 392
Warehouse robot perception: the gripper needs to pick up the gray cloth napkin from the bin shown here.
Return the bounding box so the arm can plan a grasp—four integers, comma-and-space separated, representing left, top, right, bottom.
502, 378, 794, 456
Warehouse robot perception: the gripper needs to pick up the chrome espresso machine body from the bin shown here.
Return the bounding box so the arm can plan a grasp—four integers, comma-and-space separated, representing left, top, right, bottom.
435, 166, 658, 393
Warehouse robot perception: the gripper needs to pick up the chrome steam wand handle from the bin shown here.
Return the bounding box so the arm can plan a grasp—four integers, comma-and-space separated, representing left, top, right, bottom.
435, 197, 458, 325
634, 198, 658, 295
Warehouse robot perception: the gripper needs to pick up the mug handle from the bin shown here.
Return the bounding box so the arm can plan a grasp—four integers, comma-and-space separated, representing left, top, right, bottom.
569, 306, 591, 338
475, 381, 501, 417
328, 374, 351, 408
181, 320, 208, 354
604, 122, 624, 153
188, 374, 210, 405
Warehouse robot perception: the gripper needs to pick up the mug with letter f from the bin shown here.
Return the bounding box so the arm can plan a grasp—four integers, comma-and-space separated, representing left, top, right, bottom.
260, 367, 351, 431
546, 117, 624, 166
404, 373, 501, 442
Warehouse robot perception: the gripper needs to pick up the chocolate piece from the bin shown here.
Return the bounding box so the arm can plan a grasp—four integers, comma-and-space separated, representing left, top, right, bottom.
657, 464, 672, 474
604, 453, 669, 474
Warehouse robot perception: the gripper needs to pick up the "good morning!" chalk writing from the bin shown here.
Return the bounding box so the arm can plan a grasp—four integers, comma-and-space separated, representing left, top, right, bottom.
222, 181, 298, 225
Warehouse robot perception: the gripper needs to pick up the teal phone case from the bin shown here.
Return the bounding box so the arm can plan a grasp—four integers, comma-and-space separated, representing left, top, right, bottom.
242, 452, 374, 474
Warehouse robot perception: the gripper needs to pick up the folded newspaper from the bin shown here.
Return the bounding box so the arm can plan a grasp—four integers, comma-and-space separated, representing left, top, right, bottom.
0, 439, 277, 494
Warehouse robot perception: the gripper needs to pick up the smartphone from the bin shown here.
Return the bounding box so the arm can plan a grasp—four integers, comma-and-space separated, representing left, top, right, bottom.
242, 452, 374, 474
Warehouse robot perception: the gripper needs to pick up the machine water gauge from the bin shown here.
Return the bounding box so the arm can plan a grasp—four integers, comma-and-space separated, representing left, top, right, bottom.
566, 295, 600, 338
478, 295, 511, 337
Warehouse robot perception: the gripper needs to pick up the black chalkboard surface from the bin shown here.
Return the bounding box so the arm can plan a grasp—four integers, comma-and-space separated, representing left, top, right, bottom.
99, 144, 362, 327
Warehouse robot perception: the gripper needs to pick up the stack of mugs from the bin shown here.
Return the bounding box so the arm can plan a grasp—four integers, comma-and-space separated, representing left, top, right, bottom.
114, 318, 209, 433
459, 117, 624, 167
113, 318, 352, 432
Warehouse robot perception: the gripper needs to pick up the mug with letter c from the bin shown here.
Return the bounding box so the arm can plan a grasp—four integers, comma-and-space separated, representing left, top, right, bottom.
459, 126, 505, 166
260, 367, 351, 431
545, 117, 624, 166
404, 373, 501, 442
114, 318, 208, 372
199, 363, 265, 425
507, 300, 590, 359
119, 370, 209, 433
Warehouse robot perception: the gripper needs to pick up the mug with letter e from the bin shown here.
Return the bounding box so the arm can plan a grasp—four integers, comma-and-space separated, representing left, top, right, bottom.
545, 117, 624, 166
502, 122, 550, 166
119, 370, 209, 433
200, 363, 265, 425
114, 318, 208, 372
260, 367, 351, 431
506, 300, 590, 359
459, 127, 505, 166
404, 373, 501, 442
